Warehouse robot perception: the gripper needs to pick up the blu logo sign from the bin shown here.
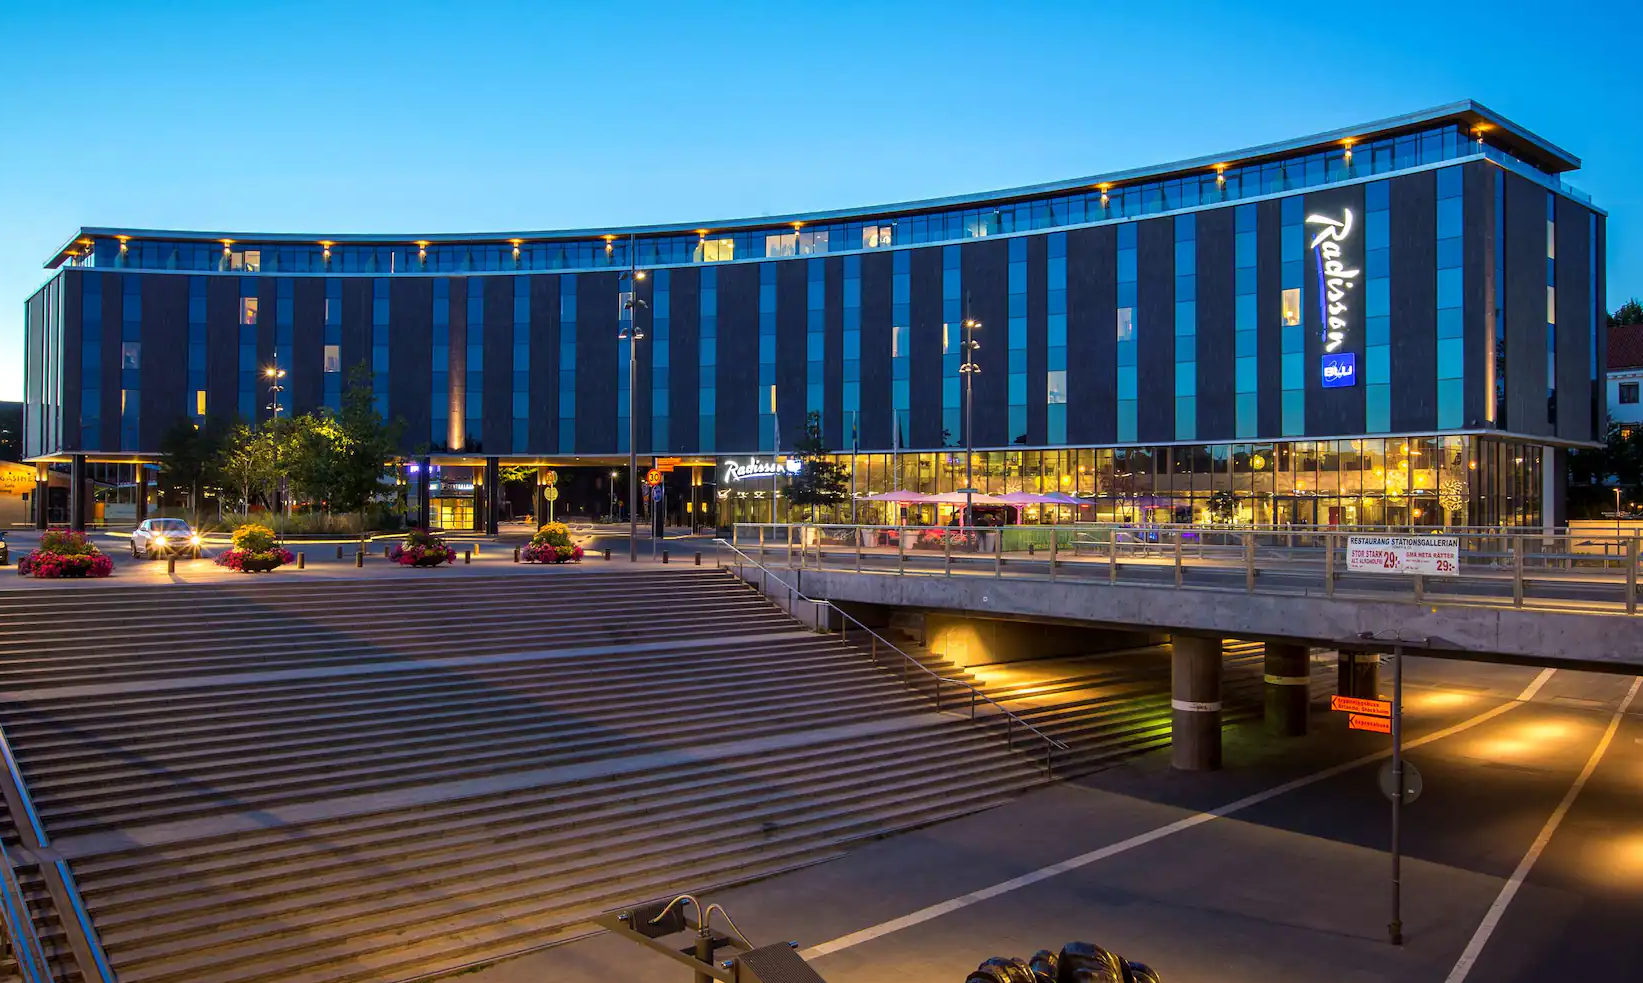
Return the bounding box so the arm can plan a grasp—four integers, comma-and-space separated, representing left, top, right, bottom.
1321, 351, 1357, 388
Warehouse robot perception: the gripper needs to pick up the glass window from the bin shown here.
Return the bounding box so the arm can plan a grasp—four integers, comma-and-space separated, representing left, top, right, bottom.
764, 233, 796, 257
240, 297, 258, 325
1047, 370, 1067, 404
1117, 307, 1134, 341
229, 249, 261, 272
324, 344, 341, 373
121, 342, 141, 369
1622, 383, 1640, 405
695, 238, 734, 262
863, 224, 893, 249
1281, 287, 1301, 326
195, 390, 206, 415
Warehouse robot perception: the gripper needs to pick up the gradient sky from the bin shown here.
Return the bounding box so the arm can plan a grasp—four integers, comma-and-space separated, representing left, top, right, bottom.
2, 0, 1638, 401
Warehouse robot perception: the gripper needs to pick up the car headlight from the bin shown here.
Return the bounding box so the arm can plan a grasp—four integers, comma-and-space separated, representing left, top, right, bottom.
190, 535, 202, 546
153, 535, 168, 547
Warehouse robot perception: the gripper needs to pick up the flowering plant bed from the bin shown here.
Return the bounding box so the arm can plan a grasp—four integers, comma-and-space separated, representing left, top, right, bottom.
17, 531, 114, 579
215, 524, 295, 573
389, 528, 457, 568
521, 522, 584, 564
915, 528, 974, 550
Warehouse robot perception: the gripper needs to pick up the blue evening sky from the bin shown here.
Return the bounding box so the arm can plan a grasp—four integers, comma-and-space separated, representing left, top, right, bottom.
2, 0, 1637, 401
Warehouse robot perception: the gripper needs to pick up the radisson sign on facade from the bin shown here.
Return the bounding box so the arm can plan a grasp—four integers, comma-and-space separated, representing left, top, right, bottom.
723, 458, 803, 483
1306, 209, 1357, 356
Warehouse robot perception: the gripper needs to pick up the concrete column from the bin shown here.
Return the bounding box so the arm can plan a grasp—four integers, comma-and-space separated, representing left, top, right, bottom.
1171, 634, 1223, 771
417, 457, 432, 530
135, 465, 149, 522
1337, 649, 1380, 699
1263, 642, 1310, 737
69, 454, 86, 531
484, 456, 500, 535
532, 467, 546, 528
471, 468, 484, 533
33, 467, 48, 529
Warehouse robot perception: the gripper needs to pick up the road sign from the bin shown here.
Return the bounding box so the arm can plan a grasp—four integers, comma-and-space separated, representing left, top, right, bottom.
1346, 535, 1459, 576
1349, 713, 1392, 734
651, 485, 664, 503
655, 457, 681, 472
543, 470, 557, 486
1378, 760, 1422, 803
1331, 695, 1392, 717
646, 469, 663, 486
543, 487, 559, 502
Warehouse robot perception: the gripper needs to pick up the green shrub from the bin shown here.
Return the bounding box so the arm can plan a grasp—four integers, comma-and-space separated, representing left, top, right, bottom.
232, 524, 277, 553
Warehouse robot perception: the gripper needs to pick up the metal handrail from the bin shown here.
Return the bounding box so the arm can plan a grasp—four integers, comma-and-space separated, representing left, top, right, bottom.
714, 539, 1067, 774
0, 843, 51, 983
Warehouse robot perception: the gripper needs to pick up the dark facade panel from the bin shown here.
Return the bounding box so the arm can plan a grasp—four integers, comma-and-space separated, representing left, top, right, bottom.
1596, 214, 1608, 438
256, 278, 277, 425
776, 260, 807, 450
667, 267, 700, 456
292, 277, 326, 416
909, 246, 944, 448
716, 263, 759, 454
1503, 172, 1551, 437
1389, 170, 1437, 434
1555, 194, 1593, 444
482, 276, 512, 453
1462, 160, 1494, 430
340, 278, 372, 382
575, 272, 619, 454
61, 271, 82, 454
100, 273, 120, 449
963, 237, 1009, 449
1135, 217, 1174, 443
389, 276, 433, 453
1304, 182, 1366, 437
206, 275, 239, 427
1195, 206, 1236, 442
1256, 198, 1283, 438
824, 256, 845, 449
1025, 233, 1048, 446
633, 274, 653, 454
1066, 224, 1116, 445
528, 274, 560, 453
139, 274, 188, 446
858, 252, 893, 450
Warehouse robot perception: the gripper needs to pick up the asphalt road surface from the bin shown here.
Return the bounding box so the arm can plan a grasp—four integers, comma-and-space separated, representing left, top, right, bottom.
475, 658, 1643, 983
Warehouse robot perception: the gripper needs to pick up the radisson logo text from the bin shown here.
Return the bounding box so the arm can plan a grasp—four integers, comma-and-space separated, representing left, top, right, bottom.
1306, 209, 1359, 354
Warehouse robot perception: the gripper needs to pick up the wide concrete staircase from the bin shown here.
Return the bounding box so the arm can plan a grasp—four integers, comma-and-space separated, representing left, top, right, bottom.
0, 569, 1047, 983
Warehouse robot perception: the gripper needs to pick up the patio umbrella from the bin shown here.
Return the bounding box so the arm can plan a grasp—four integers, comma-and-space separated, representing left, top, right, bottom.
1037, 492, 1090, 507
930, 491, 1011, 505
860, 490, 933, 503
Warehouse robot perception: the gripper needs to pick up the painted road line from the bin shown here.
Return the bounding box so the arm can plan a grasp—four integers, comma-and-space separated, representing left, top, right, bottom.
801, 670, 1556, 962
1443, 675, 1642, 983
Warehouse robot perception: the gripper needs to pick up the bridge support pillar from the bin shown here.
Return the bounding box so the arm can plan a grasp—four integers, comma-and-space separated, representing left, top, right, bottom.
1171, 635, 1222, 771
1337, 649, 1381, 699
1263, 642, 1310, 737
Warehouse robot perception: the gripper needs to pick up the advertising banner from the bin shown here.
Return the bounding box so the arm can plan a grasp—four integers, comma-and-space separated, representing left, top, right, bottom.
1346, 535, 1460, 576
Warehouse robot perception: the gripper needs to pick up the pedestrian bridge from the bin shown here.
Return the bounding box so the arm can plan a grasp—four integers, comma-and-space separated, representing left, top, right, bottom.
722, 524, 1643, 670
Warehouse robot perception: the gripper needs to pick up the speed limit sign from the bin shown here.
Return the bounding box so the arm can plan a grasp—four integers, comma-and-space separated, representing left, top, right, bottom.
646, 469, 663, 486
543, 470, 558, 486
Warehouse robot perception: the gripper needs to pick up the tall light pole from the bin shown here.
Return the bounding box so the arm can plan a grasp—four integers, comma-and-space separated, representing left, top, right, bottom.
264, 357, 288, 515
618, 240, 648, 562
958, 301, 982, 526
1359, 627, 1427, 947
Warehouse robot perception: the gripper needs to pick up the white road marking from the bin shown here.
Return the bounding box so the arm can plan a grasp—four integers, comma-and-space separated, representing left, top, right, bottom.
1443, 674, 1641, 983
802, 670, 1555, 961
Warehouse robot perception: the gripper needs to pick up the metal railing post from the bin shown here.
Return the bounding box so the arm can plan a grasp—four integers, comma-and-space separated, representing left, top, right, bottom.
1243, 533, 1254, 592
1513, 540, 1524, 608
787, 524, 795, 570
994, 529, 1002, 578
758, 525, 765, 563
855, 529, 863, 573
1174, 533, 1183, 588
1412, 573, 1423, 603
1050, 533, 1058, 582
1629, 537, 1638, 615
1108, 533, 1118, 585
1325, 531, 1336, 597
944, 535, 952, 576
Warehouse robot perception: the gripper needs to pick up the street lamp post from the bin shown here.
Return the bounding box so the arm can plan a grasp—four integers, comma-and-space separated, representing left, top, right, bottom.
618, 236, 648, 562
609, 471, 618, 521
264, 357, 288, 514
958, 302, 982, 528
1359, 627, 1428, 947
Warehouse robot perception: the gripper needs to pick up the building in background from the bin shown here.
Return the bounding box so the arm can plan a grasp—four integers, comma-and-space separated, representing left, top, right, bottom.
20, 101, 1606, 530
1606, 323, 1643, 428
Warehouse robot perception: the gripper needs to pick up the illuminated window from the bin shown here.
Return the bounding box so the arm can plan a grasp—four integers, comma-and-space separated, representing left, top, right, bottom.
1281, 287, 1301, 326
195, 390, 206, 415
1547, 286, 1556, 324
1116, 306, 1134, 342
798, 230, 828, 255
768, 384, 777, 413
892, 324, 909, 358
863, 224, 894, 249
240, 297, 259, 325
121, 342, 141, 369
324, 344, 341, 374
1047, 370, 1067, 404
764, 233, 797, 258
694, 238, 734, 262
230, 249, 261, 272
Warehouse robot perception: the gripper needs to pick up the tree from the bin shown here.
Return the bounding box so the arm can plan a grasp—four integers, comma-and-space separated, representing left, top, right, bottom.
1570, 421, 1643, 489
217, 421, 280, 513
326, 365, 402, 534
786, 411, 848, 519
1611, 299, 1643, 326
157, 417, 227, 525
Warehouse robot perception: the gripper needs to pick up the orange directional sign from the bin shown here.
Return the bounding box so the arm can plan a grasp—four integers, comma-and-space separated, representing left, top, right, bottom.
1331, 695, 1392, 717
1349, 713, 1392, 734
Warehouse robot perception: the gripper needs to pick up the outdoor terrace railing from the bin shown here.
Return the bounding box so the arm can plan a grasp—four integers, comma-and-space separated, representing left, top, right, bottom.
731, 523, 1643, 616
714, 539, 1067, 774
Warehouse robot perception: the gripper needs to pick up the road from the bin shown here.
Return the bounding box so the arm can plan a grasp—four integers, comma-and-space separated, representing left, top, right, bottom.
472, 658, 1643, 983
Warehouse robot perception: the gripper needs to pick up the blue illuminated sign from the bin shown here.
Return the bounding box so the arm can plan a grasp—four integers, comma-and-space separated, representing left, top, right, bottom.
1321, 352, 1357, 388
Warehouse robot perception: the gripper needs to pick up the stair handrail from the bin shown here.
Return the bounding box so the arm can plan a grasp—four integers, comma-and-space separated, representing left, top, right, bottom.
714, 539, 1067, 773
0, 842, 52, 983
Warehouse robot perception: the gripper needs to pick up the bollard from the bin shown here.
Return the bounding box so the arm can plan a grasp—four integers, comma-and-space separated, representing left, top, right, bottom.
513, 546, 520, 563
662, 550, 669, 564
167, 555, 176, 575
695, 551, 702, 566
1028, 542, 1035, 556
474, 543, 481, 557
297, 552, 305, 570
336, 545, 343, 560
464, 549, 472, 565
355, 550, 363, 568
604, 548, 611, 561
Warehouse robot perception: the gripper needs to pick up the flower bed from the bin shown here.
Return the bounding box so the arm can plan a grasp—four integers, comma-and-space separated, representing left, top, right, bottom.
215, 523, 294, 574
388, 529, 456, 568
521, 522, 584, 564
18, 530, 115, 579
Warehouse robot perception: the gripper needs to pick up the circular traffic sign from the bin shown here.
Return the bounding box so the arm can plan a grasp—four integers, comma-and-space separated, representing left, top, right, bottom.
646, 469, 662, 486
544, 487, 559, 502
543, 470, 558, 486
1378, 760, 1422, 804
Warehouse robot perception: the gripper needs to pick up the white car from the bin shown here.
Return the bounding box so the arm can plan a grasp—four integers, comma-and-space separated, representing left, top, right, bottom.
131, 518, 203, 559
